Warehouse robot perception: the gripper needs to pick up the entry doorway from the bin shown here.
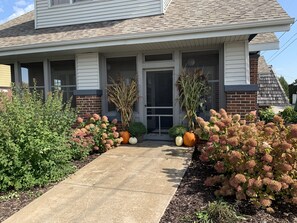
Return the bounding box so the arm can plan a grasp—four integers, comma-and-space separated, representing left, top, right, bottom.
145, 69, 173, 140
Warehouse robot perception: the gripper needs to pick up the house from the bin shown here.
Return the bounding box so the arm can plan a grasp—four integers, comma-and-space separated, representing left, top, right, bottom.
0, 0, 294, 137
0, 64, 11, 91
289, 82, 297, 104
257, 56, 290, 108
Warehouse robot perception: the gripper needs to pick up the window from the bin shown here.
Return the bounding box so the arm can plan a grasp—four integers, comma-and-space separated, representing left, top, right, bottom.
182, 51, 220, 111
21, 62, 44, 94
51, 0, 70, 6
106, 57, 137, 114
50, 60, 76, 106
145, 54, 173, 62
51, 0, 90, 6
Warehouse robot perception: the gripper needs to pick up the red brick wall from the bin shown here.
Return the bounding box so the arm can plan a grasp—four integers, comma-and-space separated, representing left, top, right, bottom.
249, 54, 260, 85
225, 54, 259, 116
76, 95, 102, 115
226, 92, 258, 116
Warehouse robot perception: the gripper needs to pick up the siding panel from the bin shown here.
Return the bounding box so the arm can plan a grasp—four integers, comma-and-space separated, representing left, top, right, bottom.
36, 0, 162, 28
0, 65, 11, 87
224, 41, 250, 85
76, 53, 100, 90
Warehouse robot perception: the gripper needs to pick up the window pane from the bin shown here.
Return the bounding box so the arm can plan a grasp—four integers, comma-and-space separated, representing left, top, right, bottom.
182, 52, 219, 80
145, 54, 172, 62
51, 0, 70, 5
182, 51, 220, 112
73, 0, 89, 2
21, 62, 44, 88
106, 57, 137, 112
50, 60, 76, 105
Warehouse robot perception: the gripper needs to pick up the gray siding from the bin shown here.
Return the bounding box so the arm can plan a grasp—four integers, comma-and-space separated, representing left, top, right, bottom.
224, 41, 250, 85
163, 0, 172, 12
76, 53, 100, 90
36, 0, 162, 29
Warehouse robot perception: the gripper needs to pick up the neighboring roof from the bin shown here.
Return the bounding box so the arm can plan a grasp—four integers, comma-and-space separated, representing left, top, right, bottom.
250, 33, 278, 45
258, 56, 290, 107
0, 0, 293, 54
249, 33, 279, 51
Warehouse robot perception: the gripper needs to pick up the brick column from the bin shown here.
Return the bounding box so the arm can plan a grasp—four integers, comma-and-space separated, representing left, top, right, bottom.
225, 53, 259, 116
73, 90, 102, 116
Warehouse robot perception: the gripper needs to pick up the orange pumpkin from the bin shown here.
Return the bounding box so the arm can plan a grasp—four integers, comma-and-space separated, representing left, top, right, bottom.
183, 132, 196, 147
120, 131, 130, 144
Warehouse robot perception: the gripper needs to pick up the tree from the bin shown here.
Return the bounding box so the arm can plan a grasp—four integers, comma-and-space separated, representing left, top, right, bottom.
278, 76, 289, 97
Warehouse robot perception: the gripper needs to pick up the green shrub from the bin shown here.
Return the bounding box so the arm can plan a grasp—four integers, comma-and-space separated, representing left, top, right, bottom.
259, 107, 275, 123
194, 201, 245, 223
168, 125, 187, 138
294, 102, 297, 112
280, 106, 297, 123
0, 87, 76, 191
128, 122, 147, 137
72, 114, 122, 155
197, 109, 297, 212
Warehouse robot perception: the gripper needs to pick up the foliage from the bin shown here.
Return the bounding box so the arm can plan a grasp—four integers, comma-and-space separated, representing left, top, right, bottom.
258, 107, 275, 123
295, 102, 297, 112
168, 125, 187, 138
107, 77, 138, 130
194, 200, 245, 223
280, 106, 297, 124
278, 76, 289, 97
176, 68, 209, 130
196, 109, 297, 211
72, 114, 122, 156
128, 122, 147, 137
0, 87, 76, 192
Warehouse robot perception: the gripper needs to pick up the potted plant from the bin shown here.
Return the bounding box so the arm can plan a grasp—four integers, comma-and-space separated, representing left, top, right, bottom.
176, 68, 209, 147
128, 122, 147, 143
168, 125, 187, 146
107, 76, 138, 144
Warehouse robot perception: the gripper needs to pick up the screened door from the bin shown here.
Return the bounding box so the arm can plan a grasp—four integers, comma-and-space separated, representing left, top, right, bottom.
145, 70, 173, 135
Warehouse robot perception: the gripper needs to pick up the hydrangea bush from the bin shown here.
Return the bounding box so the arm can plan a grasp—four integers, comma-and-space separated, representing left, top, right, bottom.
196, 109, 297, 212
71, 114, 122, 159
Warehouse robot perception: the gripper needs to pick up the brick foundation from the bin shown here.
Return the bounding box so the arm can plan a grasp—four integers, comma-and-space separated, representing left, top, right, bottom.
225, 53, 259, 116
74, 90, 103, 116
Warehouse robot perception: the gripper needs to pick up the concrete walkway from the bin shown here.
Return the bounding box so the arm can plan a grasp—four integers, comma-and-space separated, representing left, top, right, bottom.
4, 141, 192, 223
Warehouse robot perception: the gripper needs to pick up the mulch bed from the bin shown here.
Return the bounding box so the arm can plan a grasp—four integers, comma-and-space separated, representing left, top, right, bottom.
0, 153, 99, 223
160, 148, 297, 223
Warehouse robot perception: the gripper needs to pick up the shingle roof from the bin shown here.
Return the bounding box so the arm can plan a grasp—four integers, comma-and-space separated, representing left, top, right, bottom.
0, 0, 292, 49
258, 56, 290, 107
250, 33, 278, 45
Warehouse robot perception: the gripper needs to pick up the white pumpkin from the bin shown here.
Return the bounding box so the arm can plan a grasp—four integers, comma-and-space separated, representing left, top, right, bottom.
175, 136, 183, 146
129, 137, 138, 145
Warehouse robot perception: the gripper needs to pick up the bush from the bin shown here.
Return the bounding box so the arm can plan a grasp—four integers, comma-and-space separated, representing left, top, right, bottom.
196, 109, 297, 211
0, 87, 76, 191
259, 107, 275, 123
280, 106, 297, 124
168, 125, 187, 138
72, 114, 122, 156
128, 122, 147, 137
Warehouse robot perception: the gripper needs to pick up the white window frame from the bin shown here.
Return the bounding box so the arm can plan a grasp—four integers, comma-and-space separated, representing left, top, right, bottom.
49, 0, 91, 7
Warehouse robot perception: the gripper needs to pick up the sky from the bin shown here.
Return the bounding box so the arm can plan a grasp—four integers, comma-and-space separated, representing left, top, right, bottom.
0, 0, 296, 84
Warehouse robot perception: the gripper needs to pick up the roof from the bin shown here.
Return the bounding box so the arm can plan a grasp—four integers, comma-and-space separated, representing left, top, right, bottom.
250, 33, 278, 45
0, 0, 293, 54
258, 56, 290, 107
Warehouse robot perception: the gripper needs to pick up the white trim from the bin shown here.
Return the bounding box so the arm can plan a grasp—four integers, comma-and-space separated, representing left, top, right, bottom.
0, 18, 293, 57
249, 42, 279, 52
160, 0, 164, 13
245, 40, 250, 84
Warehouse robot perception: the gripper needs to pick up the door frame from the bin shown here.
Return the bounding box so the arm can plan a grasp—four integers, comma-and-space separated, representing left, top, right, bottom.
143, 68, 174, 140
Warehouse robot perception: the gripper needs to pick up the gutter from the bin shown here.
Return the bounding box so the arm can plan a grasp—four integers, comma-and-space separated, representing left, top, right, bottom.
0, 17, 294, 57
